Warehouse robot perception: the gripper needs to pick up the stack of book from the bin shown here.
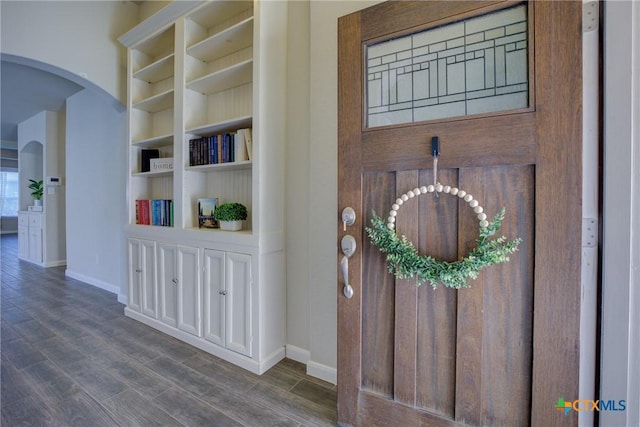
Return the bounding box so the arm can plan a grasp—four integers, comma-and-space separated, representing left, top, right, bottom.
135, 199, 174, 226
188, 128, 252, 167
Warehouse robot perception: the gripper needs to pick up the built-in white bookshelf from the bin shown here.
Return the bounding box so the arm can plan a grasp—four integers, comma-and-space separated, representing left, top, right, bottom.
119, 0, 287, 375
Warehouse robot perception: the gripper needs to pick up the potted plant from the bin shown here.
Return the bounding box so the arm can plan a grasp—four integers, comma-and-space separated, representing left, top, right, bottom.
214, 202, 247, 231
28, 179, 43, 206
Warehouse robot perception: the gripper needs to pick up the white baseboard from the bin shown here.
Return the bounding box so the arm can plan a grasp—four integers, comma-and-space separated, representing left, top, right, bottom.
44, 260, 67, 268
307, 359, 337, 385
117, 294, 128, 305
285, 344, 337, 384
285, 344, 310, 364
65, 269, 120, 295
125, 308, 284, 375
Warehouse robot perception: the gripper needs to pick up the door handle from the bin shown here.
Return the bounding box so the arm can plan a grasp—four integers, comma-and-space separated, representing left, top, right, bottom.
341, 256, 354, 299
340, 235, 356, 299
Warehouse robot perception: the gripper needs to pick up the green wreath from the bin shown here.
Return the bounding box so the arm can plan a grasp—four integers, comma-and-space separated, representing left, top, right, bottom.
366, 185, 522, 289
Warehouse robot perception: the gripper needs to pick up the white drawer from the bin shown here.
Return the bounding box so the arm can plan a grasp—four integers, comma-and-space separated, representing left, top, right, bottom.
18, 213, 29, 227
28, 213, 42, 228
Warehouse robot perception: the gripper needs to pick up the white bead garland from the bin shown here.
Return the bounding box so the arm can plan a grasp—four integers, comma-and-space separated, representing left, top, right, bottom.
385, 184, 489, 230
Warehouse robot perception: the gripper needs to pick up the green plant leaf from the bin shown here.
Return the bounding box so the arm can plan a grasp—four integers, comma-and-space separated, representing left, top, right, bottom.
366, 208, 521, 289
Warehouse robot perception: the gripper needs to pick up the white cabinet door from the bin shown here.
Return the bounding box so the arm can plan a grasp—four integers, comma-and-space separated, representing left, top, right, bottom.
27, 213, 43, 263
203, 249, 225, 346
127, 238, 156, 316
18, 226, 29, 260
28, 227, 42, 262
18, 213, 29, 260
127, 238, 142, 313
158, 243, 178, 327
177, 245, 201, 336
225, 252, 252, 357
140, 240, 157, 318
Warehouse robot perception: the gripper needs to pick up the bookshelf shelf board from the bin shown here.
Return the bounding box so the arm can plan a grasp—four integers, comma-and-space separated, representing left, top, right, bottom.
186, 60, 252, 95
188, 1, 252, 29
133, 27, 174, 62
133, 89, 174, 113
187, 17, 253, 63
186, 116, 252, 137
132, 133, 173, 148
183, 227, 256, 246
132, 169, 174, 178
186, 160, 251, 173
133, 53, 175, 83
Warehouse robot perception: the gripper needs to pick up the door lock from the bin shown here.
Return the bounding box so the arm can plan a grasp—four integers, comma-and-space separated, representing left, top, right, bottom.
341, 207, 356, 231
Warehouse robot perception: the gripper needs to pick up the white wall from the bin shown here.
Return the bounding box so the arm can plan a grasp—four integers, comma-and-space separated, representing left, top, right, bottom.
2, 0, 136, 293
0, 0, 138, 104
65, 90, 127, 296
284, 0, 311, 366
18, 110, 66, 266
285, 0, 381, 383
600, 1, 640, 426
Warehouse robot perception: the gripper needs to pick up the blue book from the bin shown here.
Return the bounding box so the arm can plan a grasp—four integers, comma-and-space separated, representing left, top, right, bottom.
212, 135, 219, 164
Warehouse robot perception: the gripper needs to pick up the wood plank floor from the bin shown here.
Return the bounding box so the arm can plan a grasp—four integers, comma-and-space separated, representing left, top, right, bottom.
0, 234, 337, 426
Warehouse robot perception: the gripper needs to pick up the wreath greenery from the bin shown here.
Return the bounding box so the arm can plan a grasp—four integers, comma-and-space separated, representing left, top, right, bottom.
366, 206, 522, 290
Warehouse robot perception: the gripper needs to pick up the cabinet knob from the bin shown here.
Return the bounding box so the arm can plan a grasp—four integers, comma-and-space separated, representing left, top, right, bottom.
172, 278, 178, 284
135, 268, 142, 273
219, 290, 227, 296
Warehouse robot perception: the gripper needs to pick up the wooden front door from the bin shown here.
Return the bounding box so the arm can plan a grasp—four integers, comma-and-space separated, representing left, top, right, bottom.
337, 1, 582, 426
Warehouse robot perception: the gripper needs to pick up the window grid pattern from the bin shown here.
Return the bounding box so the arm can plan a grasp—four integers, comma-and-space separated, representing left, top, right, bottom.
366, 5, 528, 128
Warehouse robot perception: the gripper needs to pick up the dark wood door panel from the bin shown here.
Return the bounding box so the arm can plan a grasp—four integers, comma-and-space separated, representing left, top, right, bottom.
339, 1, 582, 426
360, 165, 534, 426
361, 1, 506, 43
362, 113, 537, 172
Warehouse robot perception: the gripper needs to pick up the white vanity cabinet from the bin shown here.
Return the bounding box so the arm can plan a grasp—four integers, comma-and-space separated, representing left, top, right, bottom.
18, 211, 43, 264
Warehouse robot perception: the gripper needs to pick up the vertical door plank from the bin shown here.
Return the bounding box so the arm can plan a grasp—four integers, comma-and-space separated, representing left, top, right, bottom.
361, 172, 396, 398
415, 168, 458, 417
479, 165, 534, 426
393, 170, 420, 405
454, 168, 486, 426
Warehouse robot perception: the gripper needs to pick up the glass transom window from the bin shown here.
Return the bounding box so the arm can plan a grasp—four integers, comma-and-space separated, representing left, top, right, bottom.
366, 4, 528, 128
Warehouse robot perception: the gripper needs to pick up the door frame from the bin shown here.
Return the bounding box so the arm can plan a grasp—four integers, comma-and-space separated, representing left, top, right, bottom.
600, 2, 640, 427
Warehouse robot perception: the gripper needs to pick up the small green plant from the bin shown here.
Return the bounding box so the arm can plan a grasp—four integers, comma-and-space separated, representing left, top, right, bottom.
28, 179, 43, 200
214, 202, 247, 222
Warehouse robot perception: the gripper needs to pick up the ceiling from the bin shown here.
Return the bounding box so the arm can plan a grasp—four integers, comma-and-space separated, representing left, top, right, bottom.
0, 60, 84, 144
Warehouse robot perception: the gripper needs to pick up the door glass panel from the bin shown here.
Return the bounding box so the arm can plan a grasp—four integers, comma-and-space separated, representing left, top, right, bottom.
366, 4, 528, 128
